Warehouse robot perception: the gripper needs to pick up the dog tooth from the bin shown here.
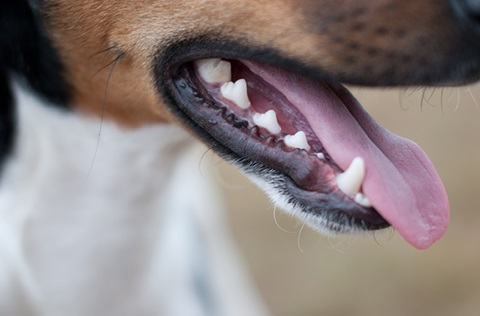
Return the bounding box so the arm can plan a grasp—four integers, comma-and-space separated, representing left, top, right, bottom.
220, 79, 251, 109
354, 193, 372, 208
284, 131, 311, 151
336, 157, 365, 196
253, 110, 282, 134
316, 153, 325, 159
194, 59, 231, 84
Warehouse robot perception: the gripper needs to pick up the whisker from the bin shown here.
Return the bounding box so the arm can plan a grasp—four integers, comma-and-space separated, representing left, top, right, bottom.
88, 45, 118, 60
425, 88, 436, 106
92, 57, 121, 79
407, 86, 422, 97
296, 222, 306, 253
466, 87, 479, 109
273, 205, 296, 233
440, 87, 445, 113
454, 89, 461, 112
198, 146, 213, 180
399, 88, 409, 111
419, 87, 425, 112
87, 52, 123, 177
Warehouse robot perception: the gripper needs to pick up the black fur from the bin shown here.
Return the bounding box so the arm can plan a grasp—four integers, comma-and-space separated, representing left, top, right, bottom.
0, 72, 15, 172
0, 0, 69, 105
0, 0, 69, 171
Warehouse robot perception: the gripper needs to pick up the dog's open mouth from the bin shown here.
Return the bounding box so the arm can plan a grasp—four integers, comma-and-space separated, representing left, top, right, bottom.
163, 55, 450, 249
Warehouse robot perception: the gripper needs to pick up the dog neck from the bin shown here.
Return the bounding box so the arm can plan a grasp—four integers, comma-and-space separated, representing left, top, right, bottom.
2, 80, 193, 225
0, 80, 267, 316
0, 80, 199, 314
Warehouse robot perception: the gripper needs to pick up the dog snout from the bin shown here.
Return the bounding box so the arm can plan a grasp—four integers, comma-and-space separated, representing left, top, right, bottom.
453, 0, 480, 33
294, 0, 480, 86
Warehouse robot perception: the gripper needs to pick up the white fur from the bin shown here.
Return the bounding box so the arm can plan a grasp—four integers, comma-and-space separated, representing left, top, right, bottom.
0, 81, 268, 316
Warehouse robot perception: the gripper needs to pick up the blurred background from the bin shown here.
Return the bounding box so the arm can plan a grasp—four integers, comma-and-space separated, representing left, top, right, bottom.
215, 85, 480, 316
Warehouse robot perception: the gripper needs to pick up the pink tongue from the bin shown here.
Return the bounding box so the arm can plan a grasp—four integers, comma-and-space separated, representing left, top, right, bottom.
245, 61, 450, 249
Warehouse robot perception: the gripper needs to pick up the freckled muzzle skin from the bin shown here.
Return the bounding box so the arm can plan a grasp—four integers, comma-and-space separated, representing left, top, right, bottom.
42, 0, 480, 125
297, 0, 480, 85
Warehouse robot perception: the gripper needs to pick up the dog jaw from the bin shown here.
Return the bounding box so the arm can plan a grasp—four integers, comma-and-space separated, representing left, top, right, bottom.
162, 57, 452, 249
37, 0, 480, 248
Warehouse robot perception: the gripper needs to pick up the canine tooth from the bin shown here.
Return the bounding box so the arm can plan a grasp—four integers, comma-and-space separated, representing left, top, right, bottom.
316, 153, 325, 159
253, 110, 282, 134
284, 131, 311, 151
354, 193, 372, 208
336, 157, 365, 196
220, 79, 251, 109
194, 59, 231, 84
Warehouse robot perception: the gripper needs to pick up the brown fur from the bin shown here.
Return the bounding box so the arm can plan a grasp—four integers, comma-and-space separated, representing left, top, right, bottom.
42, 0, 459, 126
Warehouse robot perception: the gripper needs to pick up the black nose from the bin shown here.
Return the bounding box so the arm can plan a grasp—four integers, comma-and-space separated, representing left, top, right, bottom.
452, 0, 480, 33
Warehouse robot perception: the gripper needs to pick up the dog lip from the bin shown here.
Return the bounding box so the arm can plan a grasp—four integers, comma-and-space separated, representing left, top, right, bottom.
164, 60, 390, 234
161, 52, 449, 249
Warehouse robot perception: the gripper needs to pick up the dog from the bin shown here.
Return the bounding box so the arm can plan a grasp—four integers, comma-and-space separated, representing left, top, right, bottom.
1, 0, 480, 315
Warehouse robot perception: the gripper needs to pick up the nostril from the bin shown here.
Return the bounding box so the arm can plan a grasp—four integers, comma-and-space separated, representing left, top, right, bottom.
452, 0, 480, 32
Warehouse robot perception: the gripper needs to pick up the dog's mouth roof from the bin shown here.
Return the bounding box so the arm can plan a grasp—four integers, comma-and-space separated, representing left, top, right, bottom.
166, 57, 449, 249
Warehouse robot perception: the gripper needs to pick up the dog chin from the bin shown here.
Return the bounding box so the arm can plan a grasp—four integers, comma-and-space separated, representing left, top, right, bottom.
229, 157, 387, 236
